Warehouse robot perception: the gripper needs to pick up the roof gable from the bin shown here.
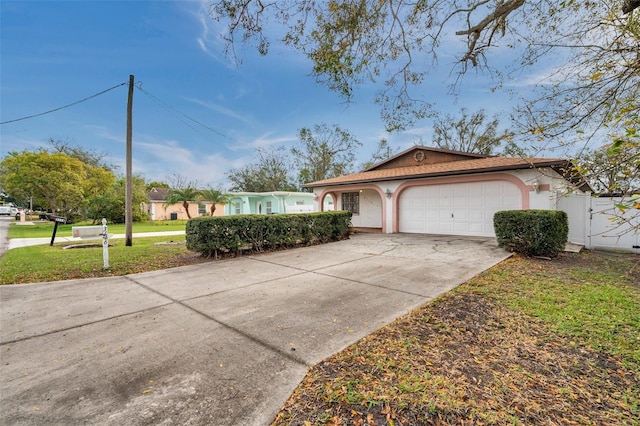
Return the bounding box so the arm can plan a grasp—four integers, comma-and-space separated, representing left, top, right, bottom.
366, 146, 490, 171
146, 187, 170, 202
304, 156, 589, 188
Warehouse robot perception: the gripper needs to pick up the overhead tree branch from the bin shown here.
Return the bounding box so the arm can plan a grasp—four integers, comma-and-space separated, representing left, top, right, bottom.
622, 0, 640, 14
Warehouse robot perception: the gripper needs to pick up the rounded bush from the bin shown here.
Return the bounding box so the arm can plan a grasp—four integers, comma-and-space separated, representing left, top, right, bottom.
493, 210, 568, 257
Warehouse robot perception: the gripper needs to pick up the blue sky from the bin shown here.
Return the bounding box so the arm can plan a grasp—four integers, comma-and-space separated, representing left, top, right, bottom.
0, 0, 545, 189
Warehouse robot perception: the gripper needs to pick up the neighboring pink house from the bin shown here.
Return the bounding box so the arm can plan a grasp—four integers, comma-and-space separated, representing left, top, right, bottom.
145, 187, 225, 221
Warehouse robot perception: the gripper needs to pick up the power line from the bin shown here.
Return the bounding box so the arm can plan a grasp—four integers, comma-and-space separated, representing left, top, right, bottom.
0, 82, 128, 125
135, 84, 237, 143
1, 80, 238, 144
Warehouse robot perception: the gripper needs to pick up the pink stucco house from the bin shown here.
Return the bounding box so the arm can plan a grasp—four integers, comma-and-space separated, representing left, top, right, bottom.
304, 146, 590, 238
145, 187, 225, 221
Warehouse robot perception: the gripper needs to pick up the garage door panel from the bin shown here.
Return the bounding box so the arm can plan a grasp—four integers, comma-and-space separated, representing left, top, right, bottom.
453, 197, 467, 208
468, 210, 483, 220
437, 198, 451, 208
399, 181, 522, 237
467, 197, 483, 208
453, 209, 468, 220
425, 210, 438, 220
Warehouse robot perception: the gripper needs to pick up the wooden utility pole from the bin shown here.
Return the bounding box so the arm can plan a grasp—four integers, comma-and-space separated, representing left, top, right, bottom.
125, 74, 134, 246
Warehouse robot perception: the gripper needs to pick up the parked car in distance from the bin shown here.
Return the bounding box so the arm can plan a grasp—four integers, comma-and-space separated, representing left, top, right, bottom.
13, 207, 24, 219
0, 206, 11, 216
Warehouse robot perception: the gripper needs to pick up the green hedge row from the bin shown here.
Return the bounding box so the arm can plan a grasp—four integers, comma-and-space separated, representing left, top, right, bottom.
186, 211, 352, 257
493, 209, 569, 257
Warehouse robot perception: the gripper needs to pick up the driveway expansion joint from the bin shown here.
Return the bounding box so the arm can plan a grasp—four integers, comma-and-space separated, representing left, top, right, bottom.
0, 301, 175, 346
311, 270, 435, 299
124, 276, 310, 367
247, 253, 375, 273
177, 271, 310, 304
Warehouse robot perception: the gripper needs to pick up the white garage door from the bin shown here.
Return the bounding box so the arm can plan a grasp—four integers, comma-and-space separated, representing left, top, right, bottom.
399, 181, 522, 236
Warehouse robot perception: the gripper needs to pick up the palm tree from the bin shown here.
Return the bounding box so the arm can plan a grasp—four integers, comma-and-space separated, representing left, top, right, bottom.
163, 187, 201, 219
199, 187, 229, 215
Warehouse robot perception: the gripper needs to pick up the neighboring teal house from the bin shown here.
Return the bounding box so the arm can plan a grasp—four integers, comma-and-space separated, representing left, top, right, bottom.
224, 192, 316, 215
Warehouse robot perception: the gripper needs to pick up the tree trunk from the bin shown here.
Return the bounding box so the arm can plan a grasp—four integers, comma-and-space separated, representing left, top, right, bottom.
623, 0, 640, 14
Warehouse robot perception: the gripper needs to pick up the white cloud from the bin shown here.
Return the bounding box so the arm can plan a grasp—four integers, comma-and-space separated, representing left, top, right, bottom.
184, 0, 240, 69
504, 57, 578, 89
81, 124, 123, 144
183, 97, 252, 125
239, 132, 297, 151
401, 126, 430, 136
1, 135, 48, 153
133, 137, 231, 186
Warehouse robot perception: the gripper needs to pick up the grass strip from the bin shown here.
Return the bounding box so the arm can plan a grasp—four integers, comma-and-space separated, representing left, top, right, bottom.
0, 236, 207, 284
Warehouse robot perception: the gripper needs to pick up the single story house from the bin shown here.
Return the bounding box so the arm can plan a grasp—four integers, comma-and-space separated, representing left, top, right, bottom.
224, 192, 315, 215
145, 187, 225, 221
304, 146, 589, 237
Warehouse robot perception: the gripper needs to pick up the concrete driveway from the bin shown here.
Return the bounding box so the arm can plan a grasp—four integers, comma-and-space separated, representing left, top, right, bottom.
0, 233, 510, 426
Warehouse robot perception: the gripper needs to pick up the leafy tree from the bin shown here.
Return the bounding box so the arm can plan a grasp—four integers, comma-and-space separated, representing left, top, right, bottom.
87, 175, 149, 223
166, 174, 200, 191
0, 150, 114, 220
360, 139, 399, 170
514, 3, 639, 154
163, 185, 202, 220
48, 138, 116, 172
292, 123, 362, 186
199, 187, 229, 215
226, 146, 297, 192
145, 181, 170, 191
576, 132, 640, 195
212, 1, 639, 137
432, 108, 511, 155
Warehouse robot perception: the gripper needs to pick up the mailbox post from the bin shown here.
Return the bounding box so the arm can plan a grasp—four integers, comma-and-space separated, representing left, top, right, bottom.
49, 216, 67, 246
101, 218, 109, 269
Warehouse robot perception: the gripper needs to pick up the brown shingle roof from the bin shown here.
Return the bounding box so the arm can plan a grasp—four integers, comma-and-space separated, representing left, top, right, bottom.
146, 187, 170, 201
303, 156, 569, 187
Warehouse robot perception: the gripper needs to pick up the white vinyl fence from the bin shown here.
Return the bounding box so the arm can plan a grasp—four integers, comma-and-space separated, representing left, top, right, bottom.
558, 194, 640, 254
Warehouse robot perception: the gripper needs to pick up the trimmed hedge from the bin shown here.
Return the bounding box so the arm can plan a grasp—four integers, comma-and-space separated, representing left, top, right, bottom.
493, 210, 569, 257
186, 211, 352, 257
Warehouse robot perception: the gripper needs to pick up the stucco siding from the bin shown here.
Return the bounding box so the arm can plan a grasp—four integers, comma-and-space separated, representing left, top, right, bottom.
350, 189, 382, 228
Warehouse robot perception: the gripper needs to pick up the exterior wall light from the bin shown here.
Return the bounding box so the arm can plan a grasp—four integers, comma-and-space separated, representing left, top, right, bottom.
385, 188, 393, 199
532, 180, 540, 193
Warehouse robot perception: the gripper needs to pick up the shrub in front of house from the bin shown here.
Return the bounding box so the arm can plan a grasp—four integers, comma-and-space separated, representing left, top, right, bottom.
493, 210, 569, 257
186, 211, 352, 257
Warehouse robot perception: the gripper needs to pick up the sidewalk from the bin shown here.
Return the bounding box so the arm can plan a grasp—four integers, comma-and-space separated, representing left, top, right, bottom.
7, 230, 186, 250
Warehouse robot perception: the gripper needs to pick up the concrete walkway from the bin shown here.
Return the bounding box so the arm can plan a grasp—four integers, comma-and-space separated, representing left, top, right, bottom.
0, 233, 510, 425
6, 229, 186, 250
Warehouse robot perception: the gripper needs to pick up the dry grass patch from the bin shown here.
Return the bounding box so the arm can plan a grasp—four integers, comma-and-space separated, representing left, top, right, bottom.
272, 251, 640, 426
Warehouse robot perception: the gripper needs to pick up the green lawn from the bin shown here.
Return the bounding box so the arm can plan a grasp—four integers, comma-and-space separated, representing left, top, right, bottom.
0, 235, 204, 284
7, 219, 188, 238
